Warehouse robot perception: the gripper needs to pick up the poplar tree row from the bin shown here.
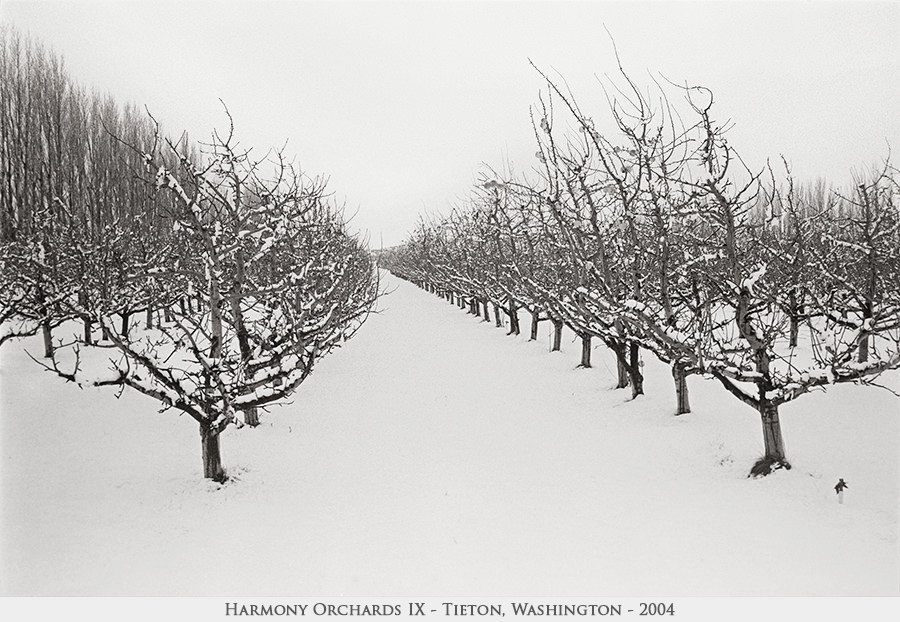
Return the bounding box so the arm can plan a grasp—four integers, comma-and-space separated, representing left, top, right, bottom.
381, 63, 900, 476
1, 26, 181, 350
0, 27, 380, 482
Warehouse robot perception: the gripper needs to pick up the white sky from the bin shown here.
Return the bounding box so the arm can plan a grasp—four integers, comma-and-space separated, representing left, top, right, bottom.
2, 0, 898, 247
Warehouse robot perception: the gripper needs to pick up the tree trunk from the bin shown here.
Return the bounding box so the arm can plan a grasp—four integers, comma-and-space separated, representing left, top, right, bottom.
243, 407, 260, 427
230, 245, 259, 428
493, 302, 502, 328
579, 333, 592, 368
163, 305, 172, 323
145, 304, 153, 330
37, 286, 53, 357
789, 316, 799, 348
507, 298, 520, 336
858, 332, 870, 363
209, 278, 223, 357
672, 361, 690, 415
611, 343, 629, 389
628, 342, 644, 398
120, 311, 130, 338
82, 316, 93, 345
788, 289, 799, 348
751, 400, 789, 476
551, 319, 563, 352
200, 424, 226, 482
761, 402, 785, 461
41, 319, 53, 358
530, 310, 540, 341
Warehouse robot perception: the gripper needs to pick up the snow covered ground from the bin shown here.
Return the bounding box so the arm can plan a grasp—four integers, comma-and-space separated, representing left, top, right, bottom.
1, 271, 898, 597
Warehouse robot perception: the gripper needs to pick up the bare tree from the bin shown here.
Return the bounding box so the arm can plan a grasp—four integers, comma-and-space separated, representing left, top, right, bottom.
37, 113, 379, 481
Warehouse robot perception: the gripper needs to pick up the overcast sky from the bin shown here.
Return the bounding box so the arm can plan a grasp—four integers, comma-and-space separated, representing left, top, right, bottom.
2, 0, 898, 246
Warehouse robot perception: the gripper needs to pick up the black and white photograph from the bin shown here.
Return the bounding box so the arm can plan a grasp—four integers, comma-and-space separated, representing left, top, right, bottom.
0, 0, 898, 618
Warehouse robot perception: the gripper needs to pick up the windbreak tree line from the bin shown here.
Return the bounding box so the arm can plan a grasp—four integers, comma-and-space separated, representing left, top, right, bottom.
1, 26, 172, 351
380, 61, 900, 476
0, 27, 379, 482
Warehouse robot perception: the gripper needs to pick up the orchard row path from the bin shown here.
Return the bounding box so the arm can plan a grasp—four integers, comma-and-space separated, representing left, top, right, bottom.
1, 271, 897, 596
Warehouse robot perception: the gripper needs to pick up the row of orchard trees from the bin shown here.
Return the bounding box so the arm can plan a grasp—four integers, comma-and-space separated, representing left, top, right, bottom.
382, 61, 900, 476
0, 25, 175, 350
0, 27, 379, 481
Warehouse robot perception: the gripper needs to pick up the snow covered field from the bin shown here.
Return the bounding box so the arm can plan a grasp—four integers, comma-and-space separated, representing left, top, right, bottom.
1, 271, 898, 597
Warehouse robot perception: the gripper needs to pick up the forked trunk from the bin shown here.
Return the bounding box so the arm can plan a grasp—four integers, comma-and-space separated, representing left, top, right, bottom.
200, 424, 226, 482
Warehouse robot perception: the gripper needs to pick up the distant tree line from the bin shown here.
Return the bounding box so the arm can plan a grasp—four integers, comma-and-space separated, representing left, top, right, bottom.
0, 26, 380, 482
380, 60, 900, 476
